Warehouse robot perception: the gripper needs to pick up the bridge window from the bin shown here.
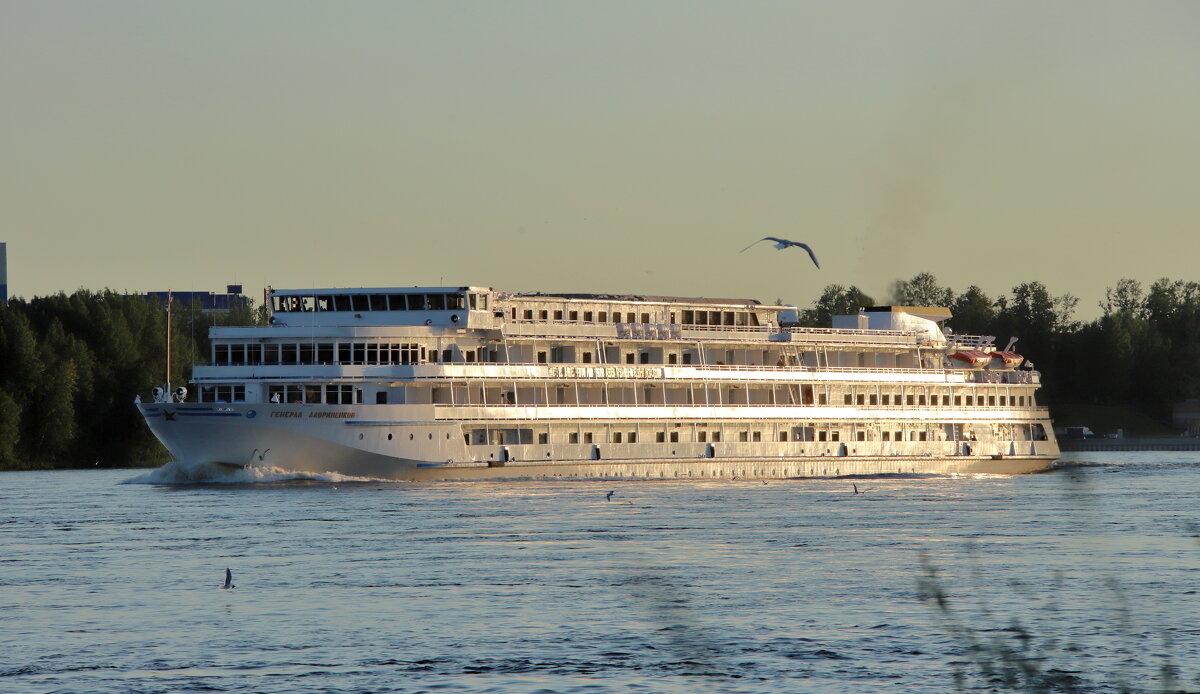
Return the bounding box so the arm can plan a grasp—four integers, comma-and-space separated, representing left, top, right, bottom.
299, 344, 314, 363
428, 294, 446, 311
316, 295, 335, 311
214, 344, 229, 364
447, 294, 466, 310
246, 344, 262, 364
334, 295, 351, 312
351, 295, 369, 312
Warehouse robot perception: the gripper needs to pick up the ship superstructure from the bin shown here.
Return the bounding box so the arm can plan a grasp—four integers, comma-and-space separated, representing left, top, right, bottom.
137, 286, 1058, 480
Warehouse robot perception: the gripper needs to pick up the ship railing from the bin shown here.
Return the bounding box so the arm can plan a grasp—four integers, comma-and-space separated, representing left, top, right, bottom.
500, 319, 926, 344
431, 402, 1055, 414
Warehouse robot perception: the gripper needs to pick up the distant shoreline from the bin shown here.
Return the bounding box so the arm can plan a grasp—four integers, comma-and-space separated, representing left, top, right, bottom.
1059, 437, 1200, 452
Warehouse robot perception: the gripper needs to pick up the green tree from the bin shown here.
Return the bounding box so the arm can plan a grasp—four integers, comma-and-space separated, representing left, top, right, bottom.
890, 272, 955, 308
797, 284, 876, 327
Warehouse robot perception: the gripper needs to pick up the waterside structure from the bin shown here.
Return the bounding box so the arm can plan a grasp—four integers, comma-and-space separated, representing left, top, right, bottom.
137, 286, 1059, 480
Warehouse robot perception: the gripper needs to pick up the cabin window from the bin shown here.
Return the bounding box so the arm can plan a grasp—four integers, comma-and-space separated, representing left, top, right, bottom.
819, 393, 827, 405
351, 295, 369, 312
989, 396, 996, 406
698, 431, 707, 442
423, 294, 443, 311
844, 394, 852, 405
818, 431, 827, 441
282, 344, 298, 364
709, 311, 721, 325
882, 394, 890, 406
468, 294, 478, 310
965, 395, 974, 406
228, 344, 246, 364
739, 431, 749, 442
214, 344, 229, 364
584, 432, 593, 443
737, 313, 749, 326
246, 344, 262, 364
369, 295, 388, 311
537, 352, 547, 364
568, 310, 578, 321
263, 344, 280, 364
656, 432, 666, 443
683, 353, 693, 365
447, 294, 465, 310
919, 431, 928, 441
752, 431, 762, 442
628, 432, 637, 443
554, 310, 563, 320
465, 350, 476, 363
724, 312, 734, 326
626, 312, 635, 323
882, 431, 890, 441
582, 311, 591, 321
317, 343, 334, 363
625, 353, 635, 364
779, 432, 788, 442
856, 394, 865, 406
569, 432, 579, 443
304, 385, 321, 404
869, 394, 878, 405
582, 352, 593, 363
442, 349, 453, 362
613, 432, 622, 443
641, 313, 650, 323
538, 433, 549, 444
918, 394, 926, 405
682, 310, 694, 324
830, 431, 840, 441
351, 344, 365, 365
598, 311, 607, 322
906, 394, 915, 406
670, 431, 679, 443
668, 354, 677, 364
366, 344, 379, 364
639, 353, 650, 364
376, 392, 388, 404
540, 310, 549, 320
712, 431, 721, 442
524, 309, 533, 320
299, 344, 315, 364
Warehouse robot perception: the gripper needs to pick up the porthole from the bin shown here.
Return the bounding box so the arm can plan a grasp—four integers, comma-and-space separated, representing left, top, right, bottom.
358, 433, 364, 440
428, 433, 433, 440
388, 433, 393, 441
446, 433, 450, 440
409, 433, 414, 440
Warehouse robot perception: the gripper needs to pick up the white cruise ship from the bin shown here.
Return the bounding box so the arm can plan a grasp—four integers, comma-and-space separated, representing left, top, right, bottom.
136, 286, 1059, 480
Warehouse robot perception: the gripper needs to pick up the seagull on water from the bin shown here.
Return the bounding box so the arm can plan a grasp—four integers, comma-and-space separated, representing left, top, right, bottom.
220, 568, 236, 590
739, 237, 820, 269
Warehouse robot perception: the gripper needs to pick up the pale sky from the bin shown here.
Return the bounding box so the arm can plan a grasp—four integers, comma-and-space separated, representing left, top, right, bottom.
3, 1, 1198, 318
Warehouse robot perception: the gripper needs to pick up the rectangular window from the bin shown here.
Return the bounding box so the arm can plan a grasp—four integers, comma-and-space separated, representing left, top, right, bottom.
882, 431, 891, 441
352, 344, 366, 365
332, 295, 351, 312
598, 311, 607, 322
583, 311, 592, 322
918, 394, 926, 405
366, 344, 379, 364
351, 295, 369, 312
304, 385, 322, 404
656, 432, 666, 443
447, 294, 465, 310
282, 344, 298, 363
214, 344, 229, 364
670, 431, 679, 442
369, 294, 388, 311
712, 431, 721, 442
246, 344, 262, 364
229, 344, 245, 364
337, 343, 351, 364
882, 394, 890, 405
316, 295, 335, 312
628, 432, 637, 443
540, 310, 549, 320
538, 433, 548, 444
537, 352, 547, 364
584, 432, 593, 443
752, 431, 762, 442
569, 310, 578, 321
869, 394, 878, 405
844, 394, 853, 405
263, 344, 280, 364
569, 432, 579, 443
906, 394, 915, 406
989, 395, 996, 406
613, 432, 622, 443
428, 294, 446, 311
739, 431, 749, 442
299, 343, 314, 364
554, 310, 563, 320
818, 431, 827, 441
856, 394, 865, 406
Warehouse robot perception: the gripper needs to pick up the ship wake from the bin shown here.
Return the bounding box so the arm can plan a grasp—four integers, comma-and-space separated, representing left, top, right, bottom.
122, 460, 390, 485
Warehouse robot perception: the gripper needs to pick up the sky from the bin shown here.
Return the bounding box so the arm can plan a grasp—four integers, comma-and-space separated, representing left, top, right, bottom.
3, 1, 1198, 319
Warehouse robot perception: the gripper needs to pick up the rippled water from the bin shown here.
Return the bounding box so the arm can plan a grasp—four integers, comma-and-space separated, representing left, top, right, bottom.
2, 453, 1199, 693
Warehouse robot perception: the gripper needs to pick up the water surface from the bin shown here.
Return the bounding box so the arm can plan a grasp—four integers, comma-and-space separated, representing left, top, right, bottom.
2, 453, 1198, 692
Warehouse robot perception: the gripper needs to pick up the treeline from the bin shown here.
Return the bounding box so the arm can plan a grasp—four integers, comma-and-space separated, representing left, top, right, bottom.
797, 273, 1200, 422
0, 291, 260, 470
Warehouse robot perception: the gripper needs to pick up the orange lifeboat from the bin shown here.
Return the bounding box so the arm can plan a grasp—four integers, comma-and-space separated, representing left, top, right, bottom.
949, 350, 991, 368
989, 350, 1024, 368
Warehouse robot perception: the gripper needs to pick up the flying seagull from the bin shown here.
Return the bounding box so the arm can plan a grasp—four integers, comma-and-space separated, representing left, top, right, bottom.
220, 568, 236, 590
739, 237, 820, 269
606, 490, 615, 501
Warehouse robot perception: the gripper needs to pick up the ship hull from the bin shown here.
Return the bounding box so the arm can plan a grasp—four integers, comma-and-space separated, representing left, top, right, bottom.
139, 403, 1057, 481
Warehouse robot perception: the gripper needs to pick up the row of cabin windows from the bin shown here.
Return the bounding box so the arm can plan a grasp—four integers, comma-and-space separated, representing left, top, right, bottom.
841, 392, 1029, 407
267, 384, 362, 405
198, 385, 246, 403
273, 292, 474, 313
511, 308, 761, 327
465, 422, 1047, 446
214, 343, 429, 366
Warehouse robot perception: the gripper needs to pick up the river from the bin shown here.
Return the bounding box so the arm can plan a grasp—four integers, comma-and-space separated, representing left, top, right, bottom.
2, 452, 1198, 693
